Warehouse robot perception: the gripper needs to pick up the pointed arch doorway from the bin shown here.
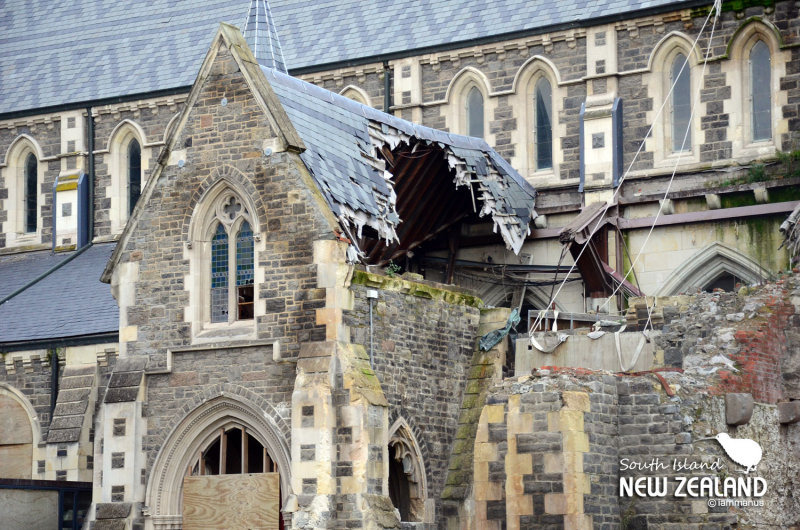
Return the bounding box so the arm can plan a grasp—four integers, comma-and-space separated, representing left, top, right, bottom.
145, 395, 291, 530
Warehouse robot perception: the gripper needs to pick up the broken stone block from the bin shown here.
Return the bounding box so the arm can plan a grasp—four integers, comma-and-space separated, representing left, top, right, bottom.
778, 401, 800, 424
725, 393, 753, 426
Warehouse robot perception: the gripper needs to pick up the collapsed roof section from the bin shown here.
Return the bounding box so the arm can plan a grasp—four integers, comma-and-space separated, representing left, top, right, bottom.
264, 67, 537, 264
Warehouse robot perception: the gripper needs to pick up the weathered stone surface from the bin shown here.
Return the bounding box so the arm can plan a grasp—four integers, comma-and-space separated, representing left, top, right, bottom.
778, 401, 800, 424
46, 427, 81, 443
104, 387, 139, 403
725, 393, 754, 426
95, 502, 132, 519
93, 520, 127, 530
107, 371, 142, 388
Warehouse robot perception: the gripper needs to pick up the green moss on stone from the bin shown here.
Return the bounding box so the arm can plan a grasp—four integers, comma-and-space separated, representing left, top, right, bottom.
351, 269, 483, 308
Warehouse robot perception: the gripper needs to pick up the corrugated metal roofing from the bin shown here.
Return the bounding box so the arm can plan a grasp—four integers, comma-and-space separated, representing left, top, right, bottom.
0, 0, 697, 115
0, 243, 118, 345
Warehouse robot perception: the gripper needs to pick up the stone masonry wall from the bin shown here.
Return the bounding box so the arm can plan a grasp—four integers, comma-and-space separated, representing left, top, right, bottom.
0, 352, 55, 439
343, 270, 481, 525
143, 345, 295, 477
0, 99, 185, 250
463, 275, 800, 529
300, 2, 800, 185
0, 121, 61, 248
117, 41, 332, 369
92, 102, 182, 238
655, 279, 796, 404
470, 366, 799, 529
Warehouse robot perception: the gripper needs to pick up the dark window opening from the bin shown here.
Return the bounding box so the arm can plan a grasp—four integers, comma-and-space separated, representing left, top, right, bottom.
703, 272, 739, 293
209, 207, 254, 324
192, 427, 276, 476
750, 40, 772, 142
24, 152, 37, 233
128, 139, 141, 215
388, 444, 412, 521
466, 86, 484, 139
534, 78, 553, 170
671, 53, 692, 152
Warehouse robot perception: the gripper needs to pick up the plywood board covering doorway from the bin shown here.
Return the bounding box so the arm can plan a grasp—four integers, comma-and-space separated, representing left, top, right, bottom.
182, 473, 279, 529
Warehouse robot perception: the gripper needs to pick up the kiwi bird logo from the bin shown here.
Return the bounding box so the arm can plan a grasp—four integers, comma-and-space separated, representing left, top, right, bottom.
698, 433, 762, 473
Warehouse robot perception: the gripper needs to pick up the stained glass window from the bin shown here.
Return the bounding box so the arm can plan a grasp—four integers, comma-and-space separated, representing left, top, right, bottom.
534, 78, 553, 170
210, 223, 229, 323
750, 41, 772, 142
236, 221, 255, 320
671, 53, 692, 152
466, 86, 484, 139
24, 153, 37, 233
128, 139, 142, 215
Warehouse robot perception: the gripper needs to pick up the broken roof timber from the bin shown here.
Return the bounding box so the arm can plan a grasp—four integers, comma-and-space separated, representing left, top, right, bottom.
265, 66, 537, 262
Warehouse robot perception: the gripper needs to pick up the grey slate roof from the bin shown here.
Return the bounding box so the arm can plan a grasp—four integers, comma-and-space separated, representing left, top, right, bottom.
0, 249, 72, 301
264, 66, 536, 250
243, 0, 287, 72
0, 0, 699, 115
0, 243, 118, 346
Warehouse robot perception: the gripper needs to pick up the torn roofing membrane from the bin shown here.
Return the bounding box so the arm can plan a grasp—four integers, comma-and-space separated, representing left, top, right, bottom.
263, 67, 537, 256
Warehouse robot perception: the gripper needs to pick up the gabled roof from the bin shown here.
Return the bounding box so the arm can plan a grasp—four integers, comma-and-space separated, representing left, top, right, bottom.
104, 23, 536, 279
0, 244, 118, 350
265, 67, 537, 256
1, 0, 701, 116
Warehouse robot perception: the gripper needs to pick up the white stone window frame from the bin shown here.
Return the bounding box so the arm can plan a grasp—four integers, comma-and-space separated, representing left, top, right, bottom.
388, 417, 430, 524
646, 32, 702, 169
106, 120, 152, 234
1, 134, 45, 247
725, 20, 788, 161
508, 56, 565, 185
445, 67, 492, 140
187, 179, 262, 343
339, 85, 371, 107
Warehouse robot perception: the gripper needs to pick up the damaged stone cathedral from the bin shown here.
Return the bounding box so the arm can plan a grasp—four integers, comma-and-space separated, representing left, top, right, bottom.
1, 1, 799, 528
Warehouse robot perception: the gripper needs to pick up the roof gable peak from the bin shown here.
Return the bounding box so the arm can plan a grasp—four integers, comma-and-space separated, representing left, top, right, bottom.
241, 0, 287, 73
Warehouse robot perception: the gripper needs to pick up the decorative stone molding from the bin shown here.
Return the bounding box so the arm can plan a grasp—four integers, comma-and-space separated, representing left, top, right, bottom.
657, 242, 771, 295
144, 393, 292, 529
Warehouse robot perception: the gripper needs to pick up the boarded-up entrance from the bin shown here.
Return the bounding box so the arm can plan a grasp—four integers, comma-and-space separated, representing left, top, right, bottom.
182, 473, 279, 529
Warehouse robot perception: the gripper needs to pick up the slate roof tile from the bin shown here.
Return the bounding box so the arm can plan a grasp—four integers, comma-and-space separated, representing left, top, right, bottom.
2, 0, 695, 115
264, 66, 536, 250
0, 243, 118, 345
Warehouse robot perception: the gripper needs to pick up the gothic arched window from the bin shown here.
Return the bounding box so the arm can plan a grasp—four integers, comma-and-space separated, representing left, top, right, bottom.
208, 195, 254, 323
534, 77, 553, 170
750, 40, 772, 142
127, 139, 142, 215
24, 153, 38, 233
466, 86, 484, 138
671, 53, 692, 152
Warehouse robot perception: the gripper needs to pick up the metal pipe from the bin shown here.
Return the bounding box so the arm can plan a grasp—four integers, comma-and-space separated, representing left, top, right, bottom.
0, 243, 93, 307
369, 298, 374, 369
366, 289, 378, 369
86, 106, 95, 242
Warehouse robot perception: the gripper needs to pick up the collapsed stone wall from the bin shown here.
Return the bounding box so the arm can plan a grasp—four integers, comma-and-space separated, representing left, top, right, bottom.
344, 270, 482, 525
654, 277, 798, 403
469, 368, 799, 529
461, 275, 800, 529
